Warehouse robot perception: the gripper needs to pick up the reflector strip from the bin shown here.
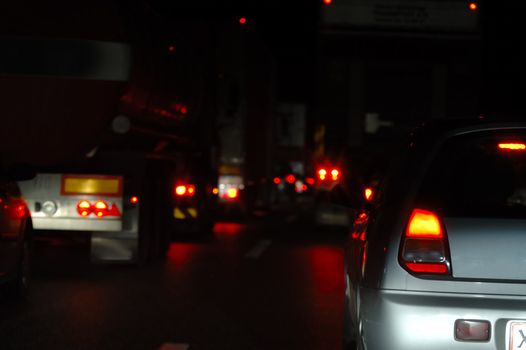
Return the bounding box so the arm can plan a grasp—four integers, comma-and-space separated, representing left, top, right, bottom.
187, 208, 198, 218
62, 175, 122, 196
174, 208, 185, 219
405, 262, 447, 274
498, 143, 526, 150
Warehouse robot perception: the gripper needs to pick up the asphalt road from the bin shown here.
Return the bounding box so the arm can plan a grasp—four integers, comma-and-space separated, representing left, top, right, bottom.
0, 208, 347, 350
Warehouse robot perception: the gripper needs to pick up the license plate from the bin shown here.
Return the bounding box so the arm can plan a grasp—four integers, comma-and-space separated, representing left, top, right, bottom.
508, 322, 526, 350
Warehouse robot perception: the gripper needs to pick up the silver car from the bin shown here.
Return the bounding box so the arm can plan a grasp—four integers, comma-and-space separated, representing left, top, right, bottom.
343, 119, 526, 350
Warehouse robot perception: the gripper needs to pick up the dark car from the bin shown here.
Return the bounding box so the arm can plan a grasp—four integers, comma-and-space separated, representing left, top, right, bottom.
0, 167, 33, 298
343, 119, 526, 350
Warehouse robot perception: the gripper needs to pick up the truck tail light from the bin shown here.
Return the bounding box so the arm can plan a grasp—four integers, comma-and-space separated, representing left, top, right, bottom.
400, 208, 451, 275
93, 200, 108, 217
76, 200, 121, 218
175, 184, 196, 197
77, 200, 92, 217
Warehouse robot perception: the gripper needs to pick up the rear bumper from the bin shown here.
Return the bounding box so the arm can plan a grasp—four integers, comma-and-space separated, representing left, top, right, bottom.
358, 287, 526, 350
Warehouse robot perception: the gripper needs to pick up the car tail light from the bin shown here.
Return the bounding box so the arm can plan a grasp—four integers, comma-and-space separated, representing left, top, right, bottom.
498, 142, 526, 151
364, 187, 374, 201
285, 174, 295, 184
318, 169, 327, 181
331, 169, 340, 181
227, 188, 238, 199
400, 208, 451, 275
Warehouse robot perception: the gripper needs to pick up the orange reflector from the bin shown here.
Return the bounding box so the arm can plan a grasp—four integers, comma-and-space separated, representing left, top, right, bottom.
406, 209, 443, 238
498, 143, 526, 150
62, 175, 122, 196
187, 185, 196, 196
212, 187, 219, 195
364, 187, 374, 201
468, 2, 477, 11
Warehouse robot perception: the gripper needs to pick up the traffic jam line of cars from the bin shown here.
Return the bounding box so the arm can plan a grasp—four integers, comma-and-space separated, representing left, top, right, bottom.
342, 119, 526, 350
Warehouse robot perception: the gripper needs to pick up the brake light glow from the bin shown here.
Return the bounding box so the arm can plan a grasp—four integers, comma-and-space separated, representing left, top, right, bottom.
273, 177, 281, 185
318, 169, 327, 180
175, 185, 187, 196
305, 177, 315, 185
498, 143, 526, 150
285, 174, 295, 184
227, 188, 238, 199
400, 208, 450, 275
406, 209, 443, 238
364, 187, 374, 201
331, 169, 340, 181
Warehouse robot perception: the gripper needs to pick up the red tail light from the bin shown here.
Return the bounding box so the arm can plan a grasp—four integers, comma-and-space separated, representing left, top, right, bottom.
400, 208, 450, 275
175, 184, 196, 197
285, 174, 295, 184
76, 200, 121, 217
331, 169, 340, 181
93, 200, 108, 217
318, 169, 327, 180
498, 142, 526, 151
77, 200, 92, 217
227, 188, 238, 199
364, 187, 374, 201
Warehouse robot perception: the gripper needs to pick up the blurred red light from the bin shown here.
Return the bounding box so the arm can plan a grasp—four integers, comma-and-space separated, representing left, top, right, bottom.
285, 174, 295, 184
239, 17, 247, 24
306, 177, 315, 185
468, 2, 477, 11
175, 185, 186, 196
323, 0, 333, 4
168, 45, 176, 52
273, 177, 281, 185
227, 188, 238, 199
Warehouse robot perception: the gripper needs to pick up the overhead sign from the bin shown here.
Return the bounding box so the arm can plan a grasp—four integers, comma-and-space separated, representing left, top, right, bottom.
323, 0, 479, 33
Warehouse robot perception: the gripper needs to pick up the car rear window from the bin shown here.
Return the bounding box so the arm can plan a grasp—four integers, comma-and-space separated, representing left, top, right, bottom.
416, 129, 526, 218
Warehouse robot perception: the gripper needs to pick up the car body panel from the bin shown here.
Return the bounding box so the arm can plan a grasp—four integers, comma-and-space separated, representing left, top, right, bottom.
345, 120, 526, 349
359, 287, 526, 350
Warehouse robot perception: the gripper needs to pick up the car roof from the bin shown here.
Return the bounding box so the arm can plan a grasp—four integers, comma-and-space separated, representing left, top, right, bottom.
409, 117, 526, 146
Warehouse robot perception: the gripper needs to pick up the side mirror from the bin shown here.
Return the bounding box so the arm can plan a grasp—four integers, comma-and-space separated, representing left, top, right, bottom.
7, 163, 37, 181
